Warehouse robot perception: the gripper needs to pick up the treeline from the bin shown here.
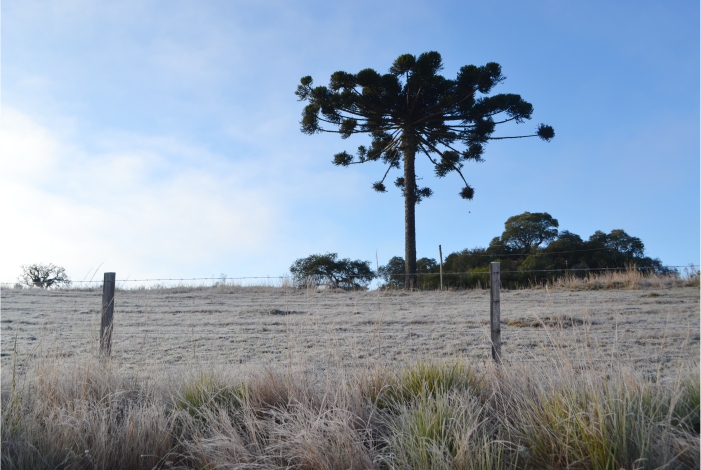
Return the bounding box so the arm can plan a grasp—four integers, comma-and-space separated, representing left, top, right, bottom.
378, 212, 670, 289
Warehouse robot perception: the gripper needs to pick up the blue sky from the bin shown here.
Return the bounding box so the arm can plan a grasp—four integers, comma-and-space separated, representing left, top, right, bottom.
1, 0, 699, 284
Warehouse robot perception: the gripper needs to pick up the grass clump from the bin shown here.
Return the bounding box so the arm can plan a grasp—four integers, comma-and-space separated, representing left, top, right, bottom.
1, 359, 178, 469
507, 315, 587, 328
382, 392, 508, 470
365, 360, 484, 411
672, 371, 700, 434
2, 357, 698, 469
494, 363, 700, 470
177, 372, 246, 420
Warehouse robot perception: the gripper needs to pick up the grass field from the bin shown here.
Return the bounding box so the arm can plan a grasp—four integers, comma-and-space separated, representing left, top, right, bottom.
1, 278, 699, 468
1, 281, 698, 375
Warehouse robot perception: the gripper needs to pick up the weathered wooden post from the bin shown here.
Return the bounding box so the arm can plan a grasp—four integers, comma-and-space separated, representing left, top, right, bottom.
100, 272, 116, 357
490, 262, 501, 364
439, 245, 444, 291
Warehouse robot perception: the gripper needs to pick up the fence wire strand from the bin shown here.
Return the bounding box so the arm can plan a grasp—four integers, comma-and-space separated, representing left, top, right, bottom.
2, 265, 697, 287
2, 262, 697, 372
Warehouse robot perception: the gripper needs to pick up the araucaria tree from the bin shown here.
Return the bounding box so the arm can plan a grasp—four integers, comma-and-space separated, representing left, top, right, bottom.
296, 51, 554, 288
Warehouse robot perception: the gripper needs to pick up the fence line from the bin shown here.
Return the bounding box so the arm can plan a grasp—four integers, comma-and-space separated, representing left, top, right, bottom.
2, 267, 697, 371
2, 265, 697, 287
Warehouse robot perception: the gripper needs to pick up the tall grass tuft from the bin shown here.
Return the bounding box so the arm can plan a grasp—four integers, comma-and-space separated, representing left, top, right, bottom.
382, 391, 507, 470
1, 358, 179, 469
549, 265, 700, 290
2, 355, 698, 469
177, 372, 246, 421
364, 360, 484, 411
492, 361, 700, 470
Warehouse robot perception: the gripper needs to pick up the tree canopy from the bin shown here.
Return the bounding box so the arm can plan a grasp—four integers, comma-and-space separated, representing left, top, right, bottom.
377, 211, 669, 289
290, 253, 375, 290
19, 263, 71, 289
377, 256, 406, 288
297, 52, 554, 288
500, 212, 559, 254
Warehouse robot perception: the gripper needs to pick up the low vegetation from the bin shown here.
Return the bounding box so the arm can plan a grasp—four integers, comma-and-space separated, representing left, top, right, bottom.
376, 263, 698, 292
3, 355, 698, 469
549, 264, 700, 290
2, 275, 697, 468
377, 212, 681, 289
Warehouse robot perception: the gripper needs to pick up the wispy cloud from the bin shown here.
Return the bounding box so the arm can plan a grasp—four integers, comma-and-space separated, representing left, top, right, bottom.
0, 107, 282, 281
2, 0, 697, 280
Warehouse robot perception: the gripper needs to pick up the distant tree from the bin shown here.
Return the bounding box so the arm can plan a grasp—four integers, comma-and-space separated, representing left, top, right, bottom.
605, 229, 645, 263
394, 214, 671, 288
296, 52, 554, 288
444, 247, 491, 272
542, 230, 588, 269
586, 229, 653, 269
19, 263, 71, 289
377, 256, 406, 288
518, 254, 554, 272
416, 257, 440, 288
290, 253, 375, 290
486, 236, 515, 258
417, 257, 438, 273
500, 212, 559, 254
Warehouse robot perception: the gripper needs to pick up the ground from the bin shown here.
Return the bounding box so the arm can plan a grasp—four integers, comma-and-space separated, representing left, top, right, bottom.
1, 286, 698, 378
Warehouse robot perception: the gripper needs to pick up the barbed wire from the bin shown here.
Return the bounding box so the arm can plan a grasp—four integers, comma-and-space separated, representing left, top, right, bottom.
379, 265, 693, 277
2, 264, 697, 286
431, 246, 663, 257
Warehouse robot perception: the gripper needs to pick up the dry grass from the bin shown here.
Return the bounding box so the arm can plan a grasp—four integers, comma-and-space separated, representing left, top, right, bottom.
1, 276, 698, 468
547, 265, 700, 290
2, 283, 698, 379
2, 351, 698, 469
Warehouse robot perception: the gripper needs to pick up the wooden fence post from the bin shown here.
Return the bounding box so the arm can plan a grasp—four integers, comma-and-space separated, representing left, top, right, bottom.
439, 245, 444, 291
490, 262, 501, 364
100, 272, 116, 357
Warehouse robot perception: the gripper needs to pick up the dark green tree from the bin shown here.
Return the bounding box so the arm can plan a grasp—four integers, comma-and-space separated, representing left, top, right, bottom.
543, 230, 588, 269
296, 52, 554, 288
290, 253, 375, 290
417, 257, 438, 273
604, 229, 645, 264
377, 256, 406, 288
500, 212, 559, 254
586, 229, 647, 268
444, 247, 491, 272
416, 257, 439, 288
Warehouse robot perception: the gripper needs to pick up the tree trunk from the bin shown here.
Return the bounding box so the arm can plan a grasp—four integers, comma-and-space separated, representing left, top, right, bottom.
403, 137, 417, 289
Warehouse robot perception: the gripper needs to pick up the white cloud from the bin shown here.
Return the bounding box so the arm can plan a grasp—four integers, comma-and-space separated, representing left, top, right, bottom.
0, 106, 281, 282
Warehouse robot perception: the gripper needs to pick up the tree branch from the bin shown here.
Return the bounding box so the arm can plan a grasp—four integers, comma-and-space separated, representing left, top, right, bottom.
487, 134, 537, 140
417, 137, 469, 186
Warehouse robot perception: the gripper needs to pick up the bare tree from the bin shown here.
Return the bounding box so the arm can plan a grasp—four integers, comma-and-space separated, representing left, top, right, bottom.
19, 263, 71, 288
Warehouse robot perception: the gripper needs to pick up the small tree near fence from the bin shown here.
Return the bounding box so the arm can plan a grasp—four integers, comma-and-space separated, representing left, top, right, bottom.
19, 263, 71, 288
378, 256, 440, 289
378, 256, 407, 288
290, 253, 375, 290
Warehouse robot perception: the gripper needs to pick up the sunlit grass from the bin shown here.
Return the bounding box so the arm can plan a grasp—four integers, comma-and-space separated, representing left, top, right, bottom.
2, 354, 698, 469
